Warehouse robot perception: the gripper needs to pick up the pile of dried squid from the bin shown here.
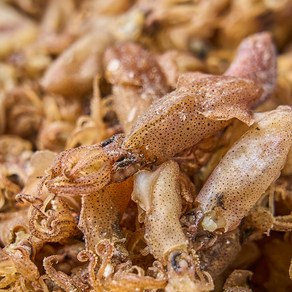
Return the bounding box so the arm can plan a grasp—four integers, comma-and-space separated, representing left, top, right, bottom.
0, 0, 292, 291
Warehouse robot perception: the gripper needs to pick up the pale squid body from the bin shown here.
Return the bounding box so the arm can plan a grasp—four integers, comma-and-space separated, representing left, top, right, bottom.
0, 3, 38, 58
132, 160, 190, 262
225, 32, 277, 105
195, 106, 292, 233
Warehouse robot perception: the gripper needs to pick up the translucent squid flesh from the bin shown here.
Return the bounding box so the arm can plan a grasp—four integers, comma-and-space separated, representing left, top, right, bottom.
78, 178, 133, 258
132, 160, 189, 262
132, 160, 214, 290
225, 32, 276, 105
195, 106, 292, 233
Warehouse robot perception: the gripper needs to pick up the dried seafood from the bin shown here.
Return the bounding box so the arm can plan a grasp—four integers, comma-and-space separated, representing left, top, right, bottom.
0, 1, 292, 291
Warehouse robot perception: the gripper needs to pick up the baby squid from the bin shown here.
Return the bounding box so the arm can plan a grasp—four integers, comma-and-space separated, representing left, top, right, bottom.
195, 105, 292, 233
78, 178, 133, 262
132, 160, 190, 262
132, 160, 213, 291
104, 42, 168, 133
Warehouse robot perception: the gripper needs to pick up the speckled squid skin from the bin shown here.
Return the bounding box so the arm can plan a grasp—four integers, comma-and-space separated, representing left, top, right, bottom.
123, 73, 262, 164
78, 178, 133, 253
132, 160, 189, 262
104, 43, 168, 133
225, 32, 277, 106
195, 106, 292, 233
45, 134, 135, 195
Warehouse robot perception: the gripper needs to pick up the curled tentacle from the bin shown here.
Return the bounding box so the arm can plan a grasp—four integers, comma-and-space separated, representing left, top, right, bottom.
29, 194, 79, 242
166, 251, 214, 292
0, 208, 29, 246
241, 179, 292, 236
106, 272, 167, 291
4, 85, 43, 140
174, 130, 225, 178
104, 261, 167, 291
43, 254, 81, 292
241, 206, 274, 241
94, 240, 115, 281
77, 250, 101, 291
77, 240, 167, 291
272, 214, 292, 232
45, 134, 143, 196
78, 240, 114, 291
0, 173, 21, 212
0, 229, 43, 289
0, 253, 18, 289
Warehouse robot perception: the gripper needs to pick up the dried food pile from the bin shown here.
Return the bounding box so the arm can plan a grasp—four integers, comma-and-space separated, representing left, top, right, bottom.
0, 1, 292, 291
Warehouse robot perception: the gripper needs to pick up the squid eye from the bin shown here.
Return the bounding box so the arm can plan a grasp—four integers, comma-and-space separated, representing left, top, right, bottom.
101, 136, 116, 147
170, 252, 189, 273
170, 252, 182, 271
